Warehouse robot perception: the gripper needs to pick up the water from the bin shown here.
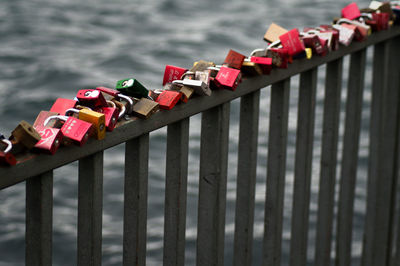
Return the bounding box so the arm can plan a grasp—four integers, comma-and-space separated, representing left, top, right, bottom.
0, 0, 374, 265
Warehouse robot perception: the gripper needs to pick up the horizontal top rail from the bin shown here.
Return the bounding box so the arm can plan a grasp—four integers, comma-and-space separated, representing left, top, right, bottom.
1, 26, 400, 189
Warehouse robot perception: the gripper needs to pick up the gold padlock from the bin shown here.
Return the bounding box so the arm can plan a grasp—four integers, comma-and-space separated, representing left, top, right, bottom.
241, 60, 263, 76
263, 23, 288, 43
11, 120, 41, 149
180, 86, 195, 103
190, 60, 216, 72
65, 108, 106, 140
132, 98, 159, 119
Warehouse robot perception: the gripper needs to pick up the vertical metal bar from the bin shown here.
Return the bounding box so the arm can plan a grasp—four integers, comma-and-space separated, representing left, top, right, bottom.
233, 90, 260, 266
335, 48, 367, 266
163, 118, 189, 266
196, 102, 230, 266
361, 38, 400, 266
123, 134, 149, 266
386, 36, 400, 266
314, 58, 343, 266
361, 41, 389, 266
78, 151, 104, 266
26, 171, 53, 266
263, 78, 290, 266
290, 67, 317, 266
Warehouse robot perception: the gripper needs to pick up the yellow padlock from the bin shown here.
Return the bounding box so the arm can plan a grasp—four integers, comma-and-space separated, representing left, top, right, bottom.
66, 108, 106, 140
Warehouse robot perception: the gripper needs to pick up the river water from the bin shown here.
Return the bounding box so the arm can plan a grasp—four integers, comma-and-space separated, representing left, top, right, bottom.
0, 0, 373, 265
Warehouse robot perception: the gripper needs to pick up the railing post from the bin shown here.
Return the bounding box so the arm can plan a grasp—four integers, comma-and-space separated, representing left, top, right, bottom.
362, 37, 400, 266
263, 78, 290, 266
233, 90, 260, 266
26, 171, 53, 266
335, 48, 367, 266
78, 151, 104, 266
290, 67, 317, 266
163, 118, 189, 266
123, 134, 149, 266
315, 58, 343, 266
197, 102, 230, 266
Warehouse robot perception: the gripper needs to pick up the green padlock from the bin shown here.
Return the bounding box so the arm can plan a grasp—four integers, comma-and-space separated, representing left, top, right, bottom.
116, 78, 149, 99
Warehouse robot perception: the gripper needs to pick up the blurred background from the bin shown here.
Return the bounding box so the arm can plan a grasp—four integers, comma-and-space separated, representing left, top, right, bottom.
0, 0, 374, 265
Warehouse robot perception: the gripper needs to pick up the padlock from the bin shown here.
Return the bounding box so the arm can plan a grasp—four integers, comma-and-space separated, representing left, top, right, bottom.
50, 98, 77, 115
301, 33, 327, 56
241, 59, 263, 76
267, 48, 289, 68
96, 86, 134, 115
33, 126, 63, 155
332, 24, 355, 46
163, 65, 187, 85
250, 57, 273, 75
11, 121, 41, 150
0, 139, 17, 166
279, 28, 305, 56
195, 70, 212, 87
318, 25, 340, 50
132, 98, 160, 119
337, 18, 371, 41
215, 66, 242, 91
76, 89, 108, 109
173, 79, 211, 96
34, 111, 61, 128
369, 0, 383, 10
341, 2, 361, 20
156, 90, 182, 110
179, 86, 195, 103
65, 108, 106, 140
190, 60, 216, 72
223, 49, 246, 70
44, 115, 93, 146
372, 12, 390, 30
116, 78, 149, 99
263, 23, 288, 43
95, 107, 119, 131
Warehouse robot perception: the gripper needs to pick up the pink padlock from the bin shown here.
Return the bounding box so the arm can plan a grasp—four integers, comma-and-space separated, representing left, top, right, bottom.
215, 66, 242, 91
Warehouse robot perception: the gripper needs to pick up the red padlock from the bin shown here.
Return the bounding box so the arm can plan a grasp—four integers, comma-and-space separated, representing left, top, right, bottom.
372, 13, 390, 31
44, 115, 93, 146
95, 106, 119, 131
96, 86, 134, 115
332, 24, 355, 46
318, 25, 340, 51
50, 98, 77, 115
279, 28, 305, 56
341, 2, 361, 20
76, 89, 108, 109
162, 65, 187, 85
215, 66, 242, 91
33, 126, 63, 154
267, 48, 289, 68
223, 49, 246, 70
302, 34, 327, 56
0, 139, 17, 166
250, 57, 273, 74
156, 90, 182, 110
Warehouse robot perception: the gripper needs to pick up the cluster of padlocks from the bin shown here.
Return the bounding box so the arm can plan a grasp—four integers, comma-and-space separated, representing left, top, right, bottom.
1, 1, 399, 166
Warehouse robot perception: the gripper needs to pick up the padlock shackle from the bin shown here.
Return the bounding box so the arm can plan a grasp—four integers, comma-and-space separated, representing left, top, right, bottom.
44, 115, 68, 127
250, 48, 268, 57
65, 108, 80, 116
118, 94, 134, 114
1, 139, 12, 153
106, 100, 116, 108
336, 18, 371, 31
267, 39, 282, 49
118, 104, 126, 119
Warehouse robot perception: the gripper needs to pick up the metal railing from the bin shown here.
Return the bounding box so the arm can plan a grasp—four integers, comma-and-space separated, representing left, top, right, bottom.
1, 26, 400, 266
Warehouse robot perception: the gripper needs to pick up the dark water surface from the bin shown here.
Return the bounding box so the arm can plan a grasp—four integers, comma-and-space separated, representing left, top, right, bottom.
0, 0, 373, 265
